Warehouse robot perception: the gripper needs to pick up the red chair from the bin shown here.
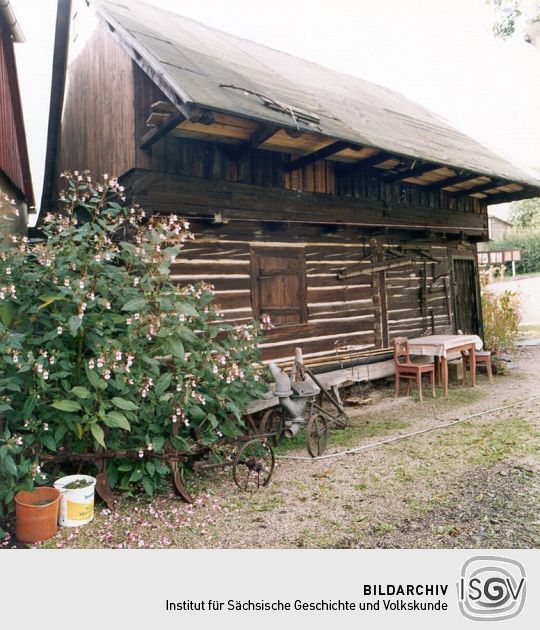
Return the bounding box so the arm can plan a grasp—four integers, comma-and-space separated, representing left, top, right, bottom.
456, 331, 494, 385
393, 337, 436, 402
462, 350, 494, 384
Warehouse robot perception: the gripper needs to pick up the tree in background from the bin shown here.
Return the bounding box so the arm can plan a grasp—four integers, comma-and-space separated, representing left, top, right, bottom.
509, 197, 540, 228
489, 0, 540, 38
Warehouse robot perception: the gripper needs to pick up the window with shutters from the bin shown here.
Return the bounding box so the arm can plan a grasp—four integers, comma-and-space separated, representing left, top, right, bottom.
250, 247, 308, 326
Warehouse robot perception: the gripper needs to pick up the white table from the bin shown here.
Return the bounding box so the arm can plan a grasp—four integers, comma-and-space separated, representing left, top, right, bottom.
407, 334, 483, 397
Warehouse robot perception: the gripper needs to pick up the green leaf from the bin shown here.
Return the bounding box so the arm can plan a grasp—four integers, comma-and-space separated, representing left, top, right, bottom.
68, 315, 82, 336
179, 328, 199, 344
129, 469, 143, 482
51, 399, 82, 412
103, 412, 131, 431
165, 338, 184, 360
91, 423, 106, 447
54, 424, 68, 443
0, 302, 14, 327
122, 298, 146, 312
142, 477, 154, 496
3, 455, 18, 477
145, 460, 155, 476
85, 364, 107, 390
37, 293, 66, 310
42, 434, 57, 452
177, 302, 199, 318
111, 397, 138, 411
155, 372, 173, 397
188, 405, 206, 421
71, 386, 91, 399
152, 436, 165, 452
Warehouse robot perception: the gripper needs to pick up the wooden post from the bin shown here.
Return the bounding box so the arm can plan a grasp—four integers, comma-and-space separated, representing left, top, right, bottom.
294, 347, 305, 380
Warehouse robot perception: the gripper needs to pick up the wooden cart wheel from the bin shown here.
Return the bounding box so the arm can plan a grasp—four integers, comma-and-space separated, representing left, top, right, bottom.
259, 407, 285, 445
334, 412, 349, 429
232, 439, 275, 491
172, 461, 194, 504
306, 413, 329, 458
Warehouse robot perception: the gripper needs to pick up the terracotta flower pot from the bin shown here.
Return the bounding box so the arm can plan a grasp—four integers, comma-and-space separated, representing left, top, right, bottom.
15, 487, 61, 544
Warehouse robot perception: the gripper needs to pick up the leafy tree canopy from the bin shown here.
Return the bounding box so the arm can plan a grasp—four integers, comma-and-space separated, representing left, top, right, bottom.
489, 0, 540, 38
509, 197, 540, 228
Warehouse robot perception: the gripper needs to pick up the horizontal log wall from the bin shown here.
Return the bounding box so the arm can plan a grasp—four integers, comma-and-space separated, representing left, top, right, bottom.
171, 220, 475, 364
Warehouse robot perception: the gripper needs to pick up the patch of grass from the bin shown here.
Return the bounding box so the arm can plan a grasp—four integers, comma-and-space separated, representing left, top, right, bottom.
430, 385, 485, 408
374, 522, 396, 535
393, 467, 414, 484
428, 416, 539, 467
247, 493, 285, 512
274, 417, 410, 455
353, 482, 367, 491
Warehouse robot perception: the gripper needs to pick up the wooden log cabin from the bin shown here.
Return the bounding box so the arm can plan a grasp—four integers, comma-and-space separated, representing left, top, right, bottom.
42, 0, 540, 384
0, 0, 34, 233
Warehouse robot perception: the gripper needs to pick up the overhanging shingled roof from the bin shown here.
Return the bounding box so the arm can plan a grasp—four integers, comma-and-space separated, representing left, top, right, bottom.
91, 0, 540, 191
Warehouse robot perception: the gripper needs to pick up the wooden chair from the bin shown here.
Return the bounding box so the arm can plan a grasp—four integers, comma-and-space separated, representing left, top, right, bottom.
393, 337, 436, 402
462, 350, 494, 384
456, 331, 494, 385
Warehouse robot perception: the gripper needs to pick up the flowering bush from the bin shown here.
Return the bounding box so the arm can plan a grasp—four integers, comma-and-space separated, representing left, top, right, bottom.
0, 173, 267, 513
480, 268, 521, 354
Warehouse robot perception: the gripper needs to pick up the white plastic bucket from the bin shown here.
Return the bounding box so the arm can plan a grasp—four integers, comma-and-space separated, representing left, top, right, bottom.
54, 474, 96, 527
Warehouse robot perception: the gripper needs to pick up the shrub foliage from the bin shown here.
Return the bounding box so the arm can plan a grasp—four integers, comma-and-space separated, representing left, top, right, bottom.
0, 173, 267, 513
480, 268, 521, 354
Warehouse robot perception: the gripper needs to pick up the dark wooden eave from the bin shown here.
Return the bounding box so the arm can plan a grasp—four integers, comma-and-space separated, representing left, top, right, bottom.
383, 162, 442, 183
422, 173, 479, 191
344, 151, 396, 171
121, 168, 489, 235
140, 111, 186, 149
484, 187, 540, 205
449, 179, 506, 198
226, 123, 280, 160
284, 140, 355, 172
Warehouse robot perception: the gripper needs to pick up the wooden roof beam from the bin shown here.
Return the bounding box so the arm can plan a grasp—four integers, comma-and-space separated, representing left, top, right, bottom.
449, 178, 507, 198
484, 187, 539, 205
226, 123, 280, 159
284, 140, 355, 172
352, 151, 396, 170
383, 162, 442, 183
422, 172, 479, 192
140, 111, 186, 150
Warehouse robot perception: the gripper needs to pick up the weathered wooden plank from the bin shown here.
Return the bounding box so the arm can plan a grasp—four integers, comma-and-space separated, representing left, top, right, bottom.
284, 141, 354, 173
260, 333, 376, 361
129, 171, 488, 234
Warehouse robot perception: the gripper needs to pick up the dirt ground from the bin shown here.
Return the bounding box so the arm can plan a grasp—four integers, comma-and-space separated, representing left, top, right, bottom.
2, 347, 540, 550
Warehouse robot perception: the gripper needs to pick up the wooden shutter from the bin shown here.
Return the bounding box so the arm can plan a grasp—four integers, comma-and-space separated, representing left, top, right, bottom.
251, 247, 308, 325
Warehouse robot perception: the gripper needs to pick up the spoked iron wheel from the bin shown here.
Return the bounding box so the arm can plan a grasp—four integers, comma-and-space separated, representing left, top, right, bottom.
259, 408, 285, 446
306, 413, 329, 458
334, 412, 349, 429
232, 439, 275, 491
171, 462, 194, 503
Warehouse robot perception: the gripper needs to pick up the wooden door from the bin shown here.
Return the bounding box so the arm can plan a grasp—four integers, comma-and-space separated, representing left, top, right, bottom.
452, 257, 481, 334
251, 247, 308, 326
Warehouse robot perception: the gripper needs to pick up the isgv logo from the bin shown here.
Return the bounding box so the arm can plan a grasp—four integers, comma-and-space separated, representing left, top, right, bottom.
457, 556, 526, 621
